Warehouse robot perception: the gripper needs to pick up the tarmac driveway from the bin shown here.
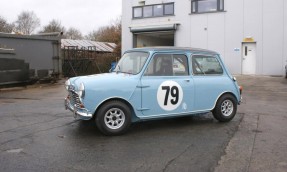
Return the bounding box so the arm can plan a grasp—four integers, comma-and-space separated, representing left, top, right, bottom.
0, 76, 286, 172
216, 76, 287, 172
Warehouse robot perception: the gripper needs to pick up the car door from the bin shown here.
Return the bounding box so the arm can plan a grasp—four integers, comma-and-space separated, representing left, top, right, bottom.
191, 54, 230, 111
139, 53, 194, 119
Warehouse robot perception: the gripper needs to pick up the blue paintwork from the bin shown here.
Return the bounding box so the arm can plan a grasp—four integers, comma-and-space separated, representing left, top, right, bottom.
65, 47, 241, 122
69, 73, 142, 121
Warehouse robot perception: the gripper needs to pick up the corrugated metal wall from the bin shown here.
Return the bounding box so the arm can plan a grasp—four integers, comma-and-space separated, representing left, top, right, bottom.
0, 33, 61, 86
0, 48, 29, 86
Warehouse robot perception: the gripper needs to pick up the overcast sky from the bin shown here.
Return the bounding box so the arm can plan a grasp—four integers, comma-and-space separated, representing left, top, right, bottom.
0, 0, 122, 35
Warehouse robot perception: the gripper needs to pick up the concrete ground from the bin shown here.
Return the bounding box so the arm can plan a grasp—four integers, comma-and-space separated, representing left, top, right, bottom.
0, 76, 286, 172
215, 76, 287, 172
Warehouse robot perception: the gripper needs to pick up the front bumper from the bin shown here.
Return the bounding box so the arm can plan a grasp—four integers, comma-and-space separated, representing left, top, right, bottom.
65, 97, 93, 120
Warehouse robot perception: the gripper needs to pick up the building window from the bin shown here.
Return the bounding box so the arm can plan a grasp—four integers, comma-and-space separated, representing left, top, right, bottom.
164, 3, 174, 15
133, 7, 143, 18
154, 5, 164, 16
143, 6, 153, 17
133, 3, 174, 19
191, 0, 224, 13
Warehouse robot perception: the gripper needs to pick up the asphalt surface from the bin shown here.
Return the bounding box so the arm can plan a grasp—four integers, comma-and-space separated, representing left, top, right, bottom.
0, 76, 286, 172
215, 76, 287, 172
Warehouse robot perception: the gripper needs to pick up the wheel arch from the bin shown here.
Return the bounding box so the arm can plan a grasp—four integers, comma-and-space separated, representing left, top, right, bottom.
93, 97, 138, 121
213, 92, 239, 111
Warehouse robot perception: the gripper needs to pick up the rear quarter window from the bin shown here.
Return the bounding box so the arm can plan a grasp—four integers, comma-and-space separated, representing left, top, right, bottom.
192, 55, 223, 75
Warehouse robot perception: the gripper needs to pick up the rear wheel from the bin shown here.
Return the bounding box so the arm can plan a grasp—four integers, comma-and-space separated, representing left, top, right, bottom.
95, 101, 131, 136
213, 94, 237, 122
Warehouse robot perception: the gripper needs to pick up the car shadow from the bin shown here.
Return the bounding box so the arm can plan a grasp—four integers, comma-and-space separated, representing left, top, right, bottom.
128, 113, 216, 134
70, 113, 222, 138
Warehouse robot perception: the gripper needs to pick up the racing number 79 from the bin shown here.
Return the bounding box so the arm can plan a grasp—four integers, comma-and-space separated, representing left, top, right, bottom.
161, 86, 179, 106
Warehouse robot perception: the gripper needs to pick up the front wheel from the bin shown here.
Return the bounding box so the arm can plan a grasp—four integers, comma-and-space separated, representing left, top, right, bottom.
95, 101, 131, 136
213, 94, 237, 122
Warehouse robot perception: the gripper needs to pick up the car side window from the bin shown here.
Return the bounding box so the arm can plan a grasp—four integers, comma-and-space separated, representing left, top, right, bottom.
144, 54, 189, 76
192, 55, 223, 75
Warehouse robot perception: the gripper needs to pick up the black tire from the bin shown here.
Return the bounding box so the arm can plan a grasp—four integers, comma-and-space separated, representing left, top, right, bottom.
212, 94, 237, 122
95, 100, 131, 136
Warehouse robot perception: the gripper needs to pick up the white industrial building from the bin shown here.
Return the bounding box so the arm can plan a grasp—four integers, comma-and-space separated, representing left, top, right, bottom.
122, 0, 287, 75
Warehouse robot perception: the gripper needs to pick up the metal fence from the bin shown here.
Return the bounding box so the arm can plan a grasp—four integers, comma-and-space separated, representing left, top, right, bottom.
62, 46, 119, 77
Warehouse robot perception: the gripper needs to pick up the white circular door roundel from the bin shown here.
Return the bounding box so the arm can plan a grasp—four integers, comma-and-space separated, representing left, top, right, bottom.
157, 80, 183, 111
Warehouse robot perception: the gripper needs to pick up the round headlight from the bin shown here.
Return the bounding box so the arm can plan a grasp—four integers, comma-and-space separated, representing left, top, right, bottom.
65, 79, 71, 90
78, 83, 85, 98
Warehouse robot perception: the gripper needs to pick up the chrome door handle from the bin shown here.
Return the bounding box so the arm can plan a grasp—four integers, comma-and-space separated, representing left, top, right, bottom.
184, 79, 190, 82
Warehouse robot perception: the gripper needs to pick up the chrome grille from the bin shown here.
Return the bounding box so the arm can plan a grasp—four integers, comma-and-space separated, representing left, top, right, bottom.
69, 90, 81, 108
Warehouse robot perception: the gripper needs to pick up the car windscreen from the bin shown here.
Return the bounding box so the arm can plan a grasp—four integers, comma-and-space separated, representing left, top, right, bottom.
113, 52, 149, 75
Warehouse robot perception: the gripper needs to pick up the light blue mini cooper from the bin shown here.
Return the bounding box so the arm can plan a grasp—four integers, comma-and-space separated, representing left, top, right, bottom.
65, 47, 242, 135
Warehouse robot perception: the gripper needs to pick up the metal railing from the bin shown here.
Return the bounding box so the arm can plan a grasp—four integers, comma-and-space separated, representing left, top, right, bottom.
62, 46, 117, 77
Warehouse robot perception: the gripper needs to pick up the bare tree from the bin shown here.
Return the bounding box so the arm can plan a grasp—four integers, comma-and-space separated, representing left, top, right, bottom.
65, 27, 83, 40
40, 19, 65, 33
0, 16, 14, 33
86, 17, 121, 56
14, 11, 40, 34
